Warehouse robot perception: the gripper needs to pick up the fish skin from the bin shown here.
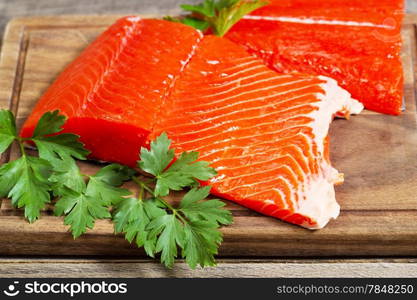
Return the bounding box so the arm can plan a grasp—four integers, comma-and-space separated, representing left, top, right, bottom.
226, 0, 404, 115
21, 18, 362, 229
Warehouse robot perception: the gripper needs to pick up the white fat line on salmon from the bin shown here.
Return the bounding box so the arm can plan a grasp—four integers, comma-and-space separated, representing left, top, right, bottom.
181, 70, 273, 95
208, 147, 312, 180
221, 168, 299, 196
219, 171, 295, 194
179, 76, 311, 102
80, 23, 143, 113
202, 133, 314, 170
173, 122, 313, 153
168, 105, 318, 148
179, 78, 317, 104
166, 103, 316, 139
223, 173, 295, 200
261, 195, 290, 212
151, 30, 205, 133
169, 82, 316, 118
184, 72, 294, 96
211, 58, 260, 73
183, 126, 316, 160
198, 60, 263, 79
210, 174, 226, 183
208, 142, 311, 174
166, 85, 321, 125
270, 189, 289, 209
243, 15, 393, 29
211, 153, 306, 185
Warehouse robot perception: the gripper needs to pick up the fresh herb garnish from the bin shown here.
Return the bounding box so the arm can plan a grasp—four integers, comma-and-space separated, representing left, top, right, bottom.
0, 109, 132, 226
0, 110, 87, 222
166, 0, 269, 36
114, 133, 233, 268
54, 164, 134, 238
0, 110, 233, 269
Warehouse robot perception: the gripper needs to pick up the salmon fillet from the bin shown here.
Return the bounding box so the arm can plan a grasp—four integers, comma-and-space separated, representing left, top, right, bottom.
226, 0, 404, 115
21, 17, 362, 229
21, 17, 203, 166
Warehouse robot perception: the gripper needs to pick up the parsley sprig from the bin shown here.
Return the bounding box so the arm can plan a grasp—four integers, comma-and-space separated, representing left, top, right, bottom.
0, 109, 133, 228
0, 110, 233, 269
0, 110, 88, 222
166, 0, 269, 36
54, 164, 134, 238
114, 133, 233, 268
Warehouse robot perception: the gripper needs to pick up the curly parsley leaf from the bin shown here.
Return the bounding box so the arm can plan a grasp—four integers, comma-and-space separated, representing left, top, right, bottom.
0, 110, 90, 223
167, 151, 217, 180
0, 156, 52, 223
34, 134, 89, 162
0, 110, 53, 223
178, 187, 231, 268
1, 111, 232, 270
213, 0, 268, 36
0, 110, 17, 154
182, 220, 222, 268
179, 186, 232, 226
28, 110, 90, 195
54, 164, 133, 238
182, 17, 211, 31
170, 0, 269, 36
148, 214, 185, 268
48, 157, 85, 196
113, 197, 166, 257
130, 133, 233, 269
92, 164, 135, 187
139, 133, 174, 176
139, 134, 217, 197
32, 110, 66, 137
86, 164, 134, 205
54, 185, 91, 238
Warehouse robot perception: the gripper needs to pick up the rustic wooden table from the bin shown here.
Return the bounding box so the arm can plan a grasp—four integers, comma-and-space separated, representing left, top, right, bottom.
0, 0, 417, 278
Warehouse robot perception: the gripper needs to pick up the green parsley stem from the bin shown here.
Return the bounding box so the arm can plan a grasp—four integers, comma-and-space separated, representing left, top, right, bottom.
157, 196, 188, 224
18, 140, 26, 157
131, 176, 188, 223
132, 177, 155, 196
138, 183, 144, 201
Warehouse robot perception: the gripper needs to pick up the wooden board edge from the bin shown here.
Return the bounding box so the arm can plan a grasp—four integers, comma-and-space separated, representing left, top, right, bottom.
1, 213, 417, 257
0, 18, 25, 111
1, 15, 417, 259
1, 258, 417, 278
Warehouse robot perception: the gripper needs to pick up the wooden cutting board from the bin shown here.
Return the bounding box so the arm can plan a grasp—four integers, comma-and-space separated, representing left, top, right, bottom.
0, 15, 417, 258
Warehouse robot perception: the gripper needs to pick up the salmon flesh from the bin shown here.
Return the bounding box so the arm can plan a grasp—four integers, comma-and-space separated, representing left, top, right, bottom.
21, 17, 363, 229
226, 0, 404, 115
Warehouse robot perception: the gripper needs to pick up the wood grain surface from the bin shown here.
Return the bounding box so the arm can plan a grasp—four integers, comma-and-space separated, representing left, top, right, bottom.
1, 258, 417, 278
0, 15, 417, 262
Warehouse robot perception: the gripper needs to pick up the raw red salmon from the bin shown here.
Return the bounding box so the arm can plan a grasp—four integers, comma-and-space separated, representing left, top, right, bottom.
21, 17, 362, 229
22, 17, 203, 166
226, 0, 404, 115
